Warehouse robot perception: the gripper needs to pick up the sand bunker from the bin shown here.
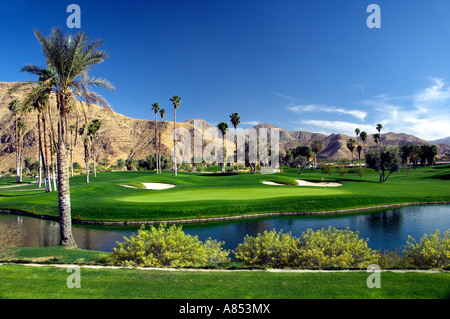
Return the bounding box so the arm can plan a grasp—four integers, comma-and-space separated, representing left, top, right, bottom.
262, 180, 342, 187
262, 181, 288, 186
121, 183, 176, 190
295, 180, 342, 187
142, 183, 176, 190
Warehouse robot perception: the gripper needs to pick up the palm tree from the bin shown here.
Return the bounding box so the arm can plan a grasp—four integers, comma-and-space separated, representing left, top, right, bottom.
355, 128, 360, 146
311, 139, 322, 168
32, 27, 114, 247
151, 102, 160, 173
217, 122, 229, 173
17, 121, 27, 182
346, 138, 356, 166
359, 131, 367, 157
7, 99, 20, 182
229, 113, 240, 172
373, 133, 381, 147
78, 124, 91, 183
159, 108, 166, 173
376, 123, 383, 147
90, 119, 102, 177
170, 95, 181, 175
356, 145, 363, 167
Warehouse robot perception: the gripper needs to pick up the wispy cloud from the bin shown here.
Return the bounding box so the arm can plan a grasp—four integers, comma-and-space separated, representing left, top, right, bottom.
299, 120, 373, 136
270, 91, 298, 102
241, 121, 260, 126
287, 104, 368, 121
359, 78, 450, 140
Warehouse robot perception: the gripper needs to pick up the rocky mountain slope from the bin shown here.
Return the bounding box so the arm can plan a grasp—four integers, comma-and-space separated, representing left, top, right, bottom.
0, 81, 448, 170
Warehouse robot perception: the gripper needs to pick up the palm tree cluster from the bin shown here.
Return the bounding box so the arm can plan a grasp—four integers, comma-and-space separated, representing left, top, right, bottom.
5, 27, 114, 247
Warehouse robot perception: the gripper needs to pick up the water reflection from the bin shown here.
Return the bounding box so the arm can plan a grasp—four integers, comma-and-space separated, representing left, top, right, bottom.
0, 205, 449, 252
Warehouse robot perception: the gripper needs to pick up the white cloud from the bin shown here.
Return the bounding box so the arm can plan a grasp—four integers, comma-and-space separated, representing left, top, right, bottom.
287, 104, 367, 121
299, 120, 373, 136
241, 121, 260, 126
270, 91, 298, 102
359, 78, 450, 140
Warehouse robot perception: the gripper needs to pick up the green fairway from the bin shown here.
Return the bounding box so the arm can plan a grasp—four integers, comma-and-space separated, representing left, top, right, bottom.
0, 165, 449, 223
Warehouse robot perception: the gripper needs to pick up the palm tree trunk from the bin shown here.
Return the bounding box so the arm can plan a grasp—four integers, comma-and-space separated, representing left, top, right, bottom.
37, 113, 44, 188
15, 116, 19, 183
57, 104, 76, 248
235, 128, 239, 173
155, 114, 159, 173
223, 135, 226, 173
173, 109, 177, 176
42, 112, 51, 192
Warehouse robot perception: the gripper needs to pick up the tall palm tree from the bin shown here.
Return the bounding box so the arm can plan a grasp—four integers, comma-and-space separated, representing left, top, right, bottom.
311, 139, 322, 168
19, 67, 57, 190
376, 123, 383, 147
17, 121, 27, 182
359, 131, 367, 157
151, 102, 160, 174
217, 122, 229, 173
373, 133, 381, 147
78, 124, 91, 183
7, 99, 20, 182
32, 27, 114, 247
229, 113, 240, 172
159, 108, 166, 173
170, 96, 181, 176
355, 128, 360, 146
356, 145, 363, 167
346, 138, 356, 166
90, 119, 102, 178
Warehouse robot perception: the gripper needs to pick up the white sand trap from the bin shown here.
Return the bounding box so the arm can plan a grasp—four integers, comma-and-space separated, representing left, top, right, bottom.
296, 179, 342, 187
262, 181, 288, 186
120, 183, 176, 190
142, 183, 176, 190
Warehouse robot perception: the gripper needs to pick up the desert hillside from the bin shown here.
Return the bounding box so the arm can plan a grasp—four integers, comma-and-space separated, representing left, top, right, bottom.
0, 82, 448, 170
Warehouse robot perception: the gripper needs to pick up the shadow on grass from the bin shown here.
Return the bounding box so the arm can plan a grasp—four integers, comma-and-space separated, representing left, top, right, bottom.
199, 173, 239, 177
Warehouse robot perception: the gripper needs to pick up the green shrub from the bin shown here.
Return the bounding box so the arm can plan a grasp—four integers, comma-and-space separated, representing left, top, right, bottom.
110, 224, 230, 267
297, 227, 379, 269
321, 164, 335, 176
234, 230, 300, 267
403, 230, 450, 268
233, 227, 379, 269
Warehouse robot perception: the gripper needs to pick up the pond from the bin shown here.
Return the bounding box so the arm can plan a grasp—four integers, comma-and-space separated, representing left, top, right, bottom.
1, 205, 449, 252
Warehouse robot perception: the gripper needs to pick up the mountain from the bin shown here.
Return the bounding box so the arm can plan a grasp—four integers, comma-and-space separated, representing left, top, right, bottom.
0, 81, 448, 171
430, 137, 450, 145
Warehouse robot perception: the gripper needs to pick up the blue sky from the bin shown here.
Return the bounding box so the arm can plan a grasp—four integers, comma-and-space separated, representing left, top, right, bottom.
1, 0, 450, 140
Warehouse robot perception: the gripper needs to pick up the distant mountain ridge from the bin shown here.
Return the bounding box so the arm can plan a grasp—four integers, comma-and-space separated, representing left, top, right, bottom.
0, 81, 449, 169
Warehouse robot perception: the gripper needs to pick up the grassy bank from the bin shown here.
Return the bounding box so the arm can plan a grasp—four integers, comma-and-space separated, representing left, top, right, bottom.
0, 165, 449, 223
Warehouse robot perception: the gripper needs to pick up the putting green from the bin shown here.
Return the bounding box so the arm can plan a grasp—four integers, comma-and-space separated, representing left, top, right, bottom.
116, 186, 348, 203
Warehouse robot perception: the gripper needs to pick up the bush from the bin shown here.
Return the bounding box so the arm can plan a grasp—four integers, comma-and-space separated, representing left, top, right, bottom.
110, 224, 230, 267
297, 227, 379, 269
234, 230, 300, 268
234, 227, 379, 269
403, 230, 450, 268
0, 224, 23, 260
321, 164, 335, 176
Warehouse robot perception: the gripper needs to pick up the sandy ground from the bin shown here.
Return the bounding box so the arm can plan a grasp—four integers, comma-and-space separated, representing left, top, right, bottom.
262, 180, 342, 187
262, 181, 287, 186
121, 183, 176, 190
295, 179, 342, 187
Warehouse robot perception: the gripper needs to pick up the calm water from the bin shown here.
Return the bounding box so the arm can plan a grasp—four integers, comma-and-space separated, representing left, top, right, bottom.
1, 205, 449, 252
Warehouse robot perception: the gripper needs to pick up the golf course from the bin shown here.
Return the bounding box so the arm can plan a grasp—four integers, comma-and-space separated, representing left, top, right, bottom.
0, 165, 449, 224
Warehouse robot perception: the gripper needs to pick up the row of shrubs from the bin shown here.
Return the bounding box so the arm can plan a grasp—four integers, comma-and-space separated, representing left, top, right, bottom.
110, 224, 450, 269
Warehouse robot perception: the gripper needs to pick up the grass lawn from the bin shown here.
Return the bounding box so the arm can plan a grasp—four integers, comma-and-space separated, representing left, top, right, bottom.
0, 263, 448, 299
0, 165, 449, 223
